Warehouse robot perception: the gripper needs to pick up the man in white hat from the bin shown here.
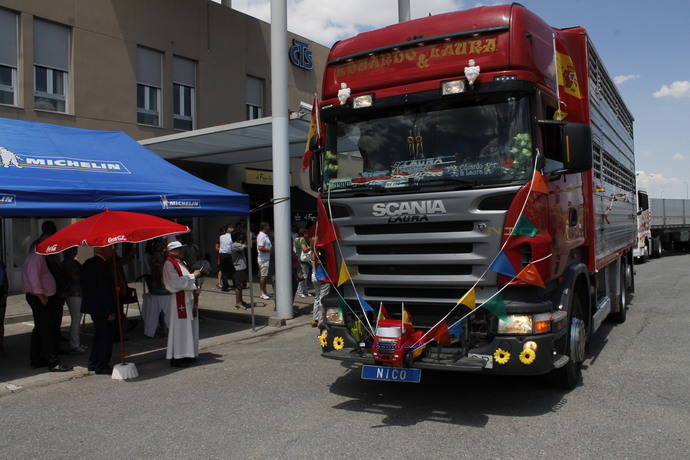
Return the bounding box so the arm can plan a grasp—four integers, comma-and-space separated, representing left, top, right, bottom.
163, 240, 202, 367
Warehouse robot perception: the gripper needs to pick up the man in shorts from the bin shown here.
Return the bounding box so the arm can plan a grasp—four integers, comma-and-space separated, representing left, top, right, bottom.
257, 222, 272, 300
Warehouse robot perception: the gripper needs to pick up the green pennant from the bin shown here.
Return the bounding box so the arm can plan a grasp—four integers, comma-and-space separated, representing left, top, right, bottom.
336, 296, 349, 311
483, 294, 508, 322
512, 215, 538, 237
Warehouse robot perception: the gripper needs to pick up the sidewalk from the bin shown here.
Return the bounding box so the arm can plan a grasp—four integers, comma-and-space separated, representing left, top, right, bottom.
0, 278, 316, 397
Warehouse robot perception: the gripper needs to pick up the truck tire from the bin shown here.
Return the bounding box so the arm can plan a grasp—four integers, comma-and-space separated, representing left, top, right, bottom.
608, 260, 628, 324
651, 237, 662, 258
547, 295, 585, 390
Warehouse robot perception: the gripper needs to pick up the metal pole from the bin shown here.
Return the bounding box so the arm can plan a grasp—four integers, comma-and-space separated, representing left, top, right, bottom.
398, 0, 411, 22
271, 0, 293, 320
246, 214, 255, 331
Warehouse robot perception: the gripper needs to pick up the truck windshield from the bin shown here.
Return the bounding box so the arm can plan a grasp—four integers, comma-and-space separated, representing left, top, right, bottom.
323, 94, 533, 193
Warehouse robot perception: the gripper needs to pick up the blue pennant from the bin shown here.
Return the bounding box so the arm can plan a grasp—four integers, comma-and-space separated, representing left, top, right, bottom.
356, 296, 375, 313
315, 265, 330, 281
488, 252, 517, 277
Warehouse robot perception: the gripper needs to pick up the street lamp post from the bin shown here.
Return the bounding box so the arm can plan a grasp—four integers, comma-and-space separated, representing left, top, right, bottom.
271, 0, 293, 320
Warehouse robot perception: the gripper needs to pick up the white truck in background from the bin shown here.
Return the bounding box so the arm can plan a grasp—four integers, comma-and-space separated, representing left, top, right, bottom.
635, 192, 690, 262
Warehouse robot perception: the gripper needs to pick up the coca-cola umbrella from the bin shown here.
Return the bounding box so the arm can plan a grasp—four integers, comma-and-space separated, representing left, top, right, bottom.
36, 210, 190, 379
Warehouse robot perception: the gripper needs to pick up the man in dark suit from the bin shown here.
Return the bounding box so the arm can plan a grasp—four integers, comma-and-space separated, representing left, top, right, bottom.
81, 246, 117, 375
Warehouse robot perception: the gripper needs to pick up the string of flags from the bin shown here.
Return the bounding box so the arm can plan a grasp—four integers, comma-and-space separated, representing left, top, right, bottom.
317, 153, 553, 355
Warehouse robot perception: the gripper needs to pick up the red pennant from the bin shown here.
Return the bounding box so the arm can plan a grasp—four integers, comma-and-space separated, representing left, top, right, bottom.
516, 263, 546, 288
315, 195, 336, 247
531, 171, 549, 194
301, 149, 313, 170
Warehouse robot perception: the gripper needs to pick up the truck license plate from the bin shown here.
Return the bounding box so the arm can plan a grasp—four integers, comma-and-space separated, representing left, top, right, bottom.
361, 365, 421, 383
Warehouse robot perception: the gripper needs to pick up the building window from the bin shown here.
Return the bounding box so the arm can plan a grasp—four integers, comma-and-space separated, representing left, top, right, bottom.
0, 9, 19, 106
173, 56, 196, 130
246, 76, 264, 120
33, 18, 70, 112
136, 46, 163, 127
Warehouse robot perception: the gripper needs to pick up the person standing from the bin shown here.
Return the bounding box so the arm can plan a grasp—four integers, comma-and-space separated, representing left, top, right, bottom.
81, 246, 117, 375
22, 244, 70, 371
257, 222, 272, 300
62, 247, 86, 353
311, 239, 331, 328
294, 228, 312, 298
218, 225, 234, 292
0, 258, 8, 354
230, 233, 249, 309
163, 241, 202, 367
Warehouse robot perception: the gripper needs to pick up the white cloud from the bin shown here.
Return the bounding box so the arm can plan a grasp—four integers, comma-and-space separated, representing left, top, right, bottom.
230, 0, 464, 45
653, 80, 690, 98
635, 170, 690, 198
672, 153, 686, 161
613, 74, 639, 85
636, 170, 680, 186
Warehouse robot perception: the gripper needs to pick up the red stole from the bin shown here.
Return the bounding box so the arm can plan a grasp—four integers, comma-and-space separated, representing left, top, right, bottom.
166, 257, 197, 319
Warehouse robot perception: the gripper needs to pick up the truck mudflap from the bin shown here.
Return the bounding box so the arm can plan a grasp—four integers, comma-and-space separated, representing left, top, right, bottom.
320, 324, 568, 376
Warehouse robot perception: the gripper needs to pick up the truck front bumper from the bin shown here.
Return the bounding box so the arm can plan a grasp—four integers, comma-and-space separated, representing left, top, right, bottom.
321, 324, 568, 376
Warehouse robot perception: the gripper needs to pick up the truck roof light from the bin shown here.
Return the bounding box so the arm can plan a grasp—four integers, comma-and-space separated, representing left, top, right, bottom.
442, 79, 466, 95
353, 94, 373, 109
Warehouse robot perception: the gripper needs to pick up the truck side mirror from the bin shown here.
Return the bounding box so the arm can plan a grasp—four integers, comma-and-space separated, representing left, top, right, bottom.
537, 120, 592, 174
308, 148, 323, 192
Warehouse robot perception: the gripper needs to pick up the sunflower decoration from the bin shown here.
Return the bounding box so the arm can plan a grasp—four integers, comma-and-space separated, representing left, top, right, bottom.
494, 348, 511, 365
318, 330, 328, 348
332, 336, 345, 350
519, 348, 536, 365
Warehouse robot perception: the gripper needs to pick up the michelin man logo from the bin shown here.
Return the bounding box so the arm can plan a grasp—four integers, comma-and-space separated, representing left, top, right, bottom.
0, 146, 23, 168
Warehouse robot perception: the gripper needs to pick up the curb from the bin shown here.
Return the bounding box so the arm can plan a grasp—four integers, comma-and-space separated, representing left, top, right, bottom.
0, 315, 311, 398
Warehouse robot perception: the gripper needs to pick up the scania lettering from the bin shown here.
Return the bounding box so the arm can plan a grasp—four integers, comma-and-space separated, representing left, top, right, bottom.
310, 4, 636, 390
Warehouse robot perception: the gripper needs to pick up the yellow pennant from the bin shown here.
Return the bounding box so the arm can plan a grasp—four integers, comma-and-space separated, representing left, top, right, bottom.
337, 260, 350, 287
458, 288, 476, 310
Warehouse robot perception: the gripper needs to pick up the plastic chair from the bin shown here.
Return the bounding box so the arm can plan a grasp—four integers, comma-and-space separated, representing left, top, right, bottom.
122, 286, 141, 318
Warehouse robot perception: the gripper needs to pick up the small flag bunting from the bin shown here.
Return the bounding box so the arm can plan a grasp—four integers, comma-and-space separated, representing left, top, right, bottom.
489, 252, 517, 278
337, 260, 350, 286
516, 263, 546, 288
531, 171, 549, 194
482, 294, 508, 322
356, 296, 374, 313
512, 215, 539, 237
314, 264, 330, 282
457, 288, 476, 310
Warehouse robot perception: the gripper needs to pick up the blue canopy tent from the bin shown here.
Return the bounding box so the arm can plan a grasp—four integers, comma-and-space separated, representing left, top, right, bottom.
0, 117, 248, 217
0, 117, 260, 329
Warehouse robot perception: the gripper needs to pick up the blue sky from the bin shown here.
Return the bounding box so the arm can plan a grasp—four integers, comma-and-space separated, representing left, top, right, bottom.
227, 0, 690, 198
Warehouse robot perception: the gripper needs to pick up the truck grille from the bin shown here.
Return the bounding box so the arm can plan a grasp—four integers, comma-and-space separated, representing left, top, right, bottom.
356, 243, 472, 255
364, 287, 467, 299
355, 221, 473, 235
359, 265, 472, 276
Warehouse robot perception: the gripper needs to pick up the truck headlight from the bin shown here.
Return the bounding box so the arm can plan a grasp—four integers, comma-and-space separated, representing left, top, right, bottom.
352, 94, 373, 109
325, 307, 345, 325
441, 79, 466, 95
497, 313, 553, 335
497, 315, 532, 334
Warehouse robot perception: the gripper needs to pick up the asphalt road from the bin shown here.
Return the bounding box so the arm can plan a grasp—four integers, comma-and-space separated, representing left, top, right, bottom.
1, 254, 689, 459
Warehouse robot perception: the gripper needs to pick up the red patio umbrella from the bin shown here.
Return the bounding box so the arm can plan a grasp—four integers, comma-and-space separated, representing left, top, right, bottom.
35, 210, 190, 376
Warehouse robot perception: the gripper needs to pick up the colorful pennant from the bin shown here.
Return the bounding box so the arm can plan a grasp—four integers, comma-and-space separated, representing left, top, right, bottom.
314, 264, 330, 282
457, 288, 476, 310
376, 302, 390, 326
428, 312, 464, 346
402, 304, 413, 332
482, 294, 508, 322
337, 260, 350, 287
531, 171, 549, 194
512, 215, 539, 237
489, 252, 517, 277
516, 263, 546, 288
356, 295, 374, 313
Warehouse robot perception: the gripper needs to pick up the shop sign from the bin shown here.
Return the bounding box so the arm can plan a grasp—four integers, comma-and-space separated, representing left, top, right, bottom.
289, 39, 313, 70
245, 168, 274, 185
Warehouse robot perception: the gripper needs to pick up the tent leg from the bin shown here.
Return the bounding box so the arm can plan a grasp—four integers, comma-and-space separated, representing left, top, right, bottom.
247, 214, 255, 332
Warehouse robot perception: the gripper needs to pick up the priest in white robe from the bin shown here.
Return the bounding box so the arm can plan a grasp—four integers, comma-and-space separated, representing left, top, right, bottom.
163, 240, 202, 367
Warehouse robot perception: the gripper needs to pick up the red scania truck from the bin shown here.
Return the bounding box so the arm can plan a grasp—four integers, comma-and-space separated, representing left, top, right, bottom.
309, 3, 635, 389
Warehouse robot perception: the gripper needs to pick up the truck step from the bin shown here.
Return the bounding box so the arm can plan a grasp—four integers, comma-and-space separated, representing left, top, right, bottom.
592, 296, 611, 333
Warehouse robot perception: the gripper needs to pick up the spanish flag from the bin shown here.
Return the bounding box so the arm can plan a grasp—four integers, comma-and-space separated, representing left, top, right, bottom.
556, 49, 581, 99
301, 94, 321, 170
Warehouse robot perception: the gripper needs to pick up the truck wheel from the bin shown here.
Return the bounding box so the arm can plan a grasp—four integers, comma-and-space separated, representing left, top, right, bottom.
608, 261, 628, 324
651, 237, 662, 258
547, 295, 585, 390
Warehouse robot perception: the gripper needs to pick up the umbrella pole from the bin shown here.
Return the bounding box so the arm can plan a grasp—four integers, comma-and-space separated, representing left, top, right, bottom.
111, 253, 126, 364
247, 214, 255, 332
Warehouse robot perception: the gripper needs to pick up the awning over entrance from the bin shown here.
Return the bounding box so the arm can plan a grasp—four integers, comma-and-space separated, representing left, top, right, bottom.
139, 116, 310, 165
